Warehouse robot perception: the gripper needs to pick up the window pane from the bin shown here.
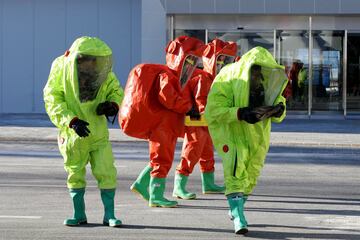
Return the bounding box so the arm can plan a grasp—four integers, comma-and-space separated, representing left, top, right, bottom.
312, 30, 343, 111
277, 30, 309, 111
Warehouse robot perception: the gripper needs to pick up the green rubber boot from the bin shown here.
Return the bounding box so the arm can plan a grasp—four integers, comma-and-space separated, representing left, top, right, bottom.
64, 188, 87, 226
229, 195, 248, 222
130, 165, 152, 201
227, 194, 248, 235
149, 177, 178, 208
201, 172, 225, 194
100, 189, 122, 227
172, 173, 196, 199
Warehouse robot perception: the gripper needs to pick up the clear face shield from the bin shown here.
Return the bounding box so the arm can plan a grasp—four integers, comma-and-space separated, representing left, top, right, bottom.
215, 55, 235, 75
77, 54, 112, 102
179, 55, 200, 87
248, 64, 288, 108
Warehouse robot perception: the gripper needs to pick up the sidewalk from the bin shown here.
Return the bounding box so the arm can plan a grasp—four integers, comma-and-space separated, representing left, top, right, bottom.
0, 113, 360, 147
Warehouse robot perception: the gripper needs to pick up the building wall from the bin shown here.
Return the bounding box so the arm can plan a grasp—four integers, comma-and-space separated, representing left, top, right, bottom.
0, 0, 141, 113
141, 0, 167, 64
2, 0, 360, 114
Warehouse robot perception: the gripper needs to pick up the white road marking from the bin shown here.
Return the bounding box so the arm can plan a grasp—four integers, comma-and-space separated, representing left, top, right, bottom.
0, 184, 97, 188
323, 216, 360, 230
0, 163, 126, 168
306, 215, 360, 231
0, 215, 42, 219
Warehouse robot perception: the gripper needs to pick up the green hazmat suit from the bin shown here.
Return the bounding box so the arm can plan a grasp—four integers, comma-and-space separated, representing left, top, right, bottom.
204, 47, 288, 196
44, 36, 124, 189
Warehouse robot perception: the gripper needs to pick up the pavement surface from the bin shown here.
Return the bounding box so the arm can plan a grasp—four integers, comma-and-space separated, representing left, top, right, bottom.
0, 114, 359, 240
0, 113, 360, 147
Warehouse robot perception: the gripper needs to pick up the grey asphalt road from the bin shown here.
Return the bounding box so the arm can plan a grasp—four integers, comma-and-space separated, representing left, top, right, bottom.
0, 141, 360, 240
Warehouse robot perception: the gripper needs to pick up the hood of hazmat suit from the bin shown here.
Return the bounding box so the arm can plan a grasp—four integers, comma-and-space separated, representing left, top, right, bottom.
44, 36, 124, 142
165, 36, 205, 87
185, 39, 237, 117
202, 39, 237, 78
120, 36, 205, 140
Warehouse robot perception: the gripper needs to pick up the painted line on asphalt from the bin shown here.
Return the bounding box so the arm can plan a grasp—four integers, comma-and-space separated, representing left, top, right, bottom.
0, 215, 42, 219
0, 184, 98, 188
0, 163, 126, 168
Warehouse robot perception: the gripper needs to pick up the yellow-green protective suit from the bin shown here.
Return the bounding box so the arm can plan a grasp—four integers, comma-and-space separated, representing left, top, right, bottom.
204, 47, 288, 196
44, 37, 124, 189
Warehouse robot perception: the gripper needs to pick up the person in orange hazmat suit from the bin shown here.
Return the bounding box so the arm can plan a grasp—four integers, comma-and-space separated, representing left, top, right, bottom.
120, 36, 205, 207
172, 39, 238, 199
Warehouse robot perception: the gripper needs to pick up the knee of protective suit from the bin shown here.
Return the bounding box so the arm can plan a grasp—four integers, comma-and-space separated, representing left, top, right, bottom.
92, 163, 117, 189
150, 161, 172, 178
91, 157, 117, 189
199, 159, 215, 173
89, 143, 118, 189
175, 158, 194, 176
149, 134, 177, 178
66, 168, 87, 189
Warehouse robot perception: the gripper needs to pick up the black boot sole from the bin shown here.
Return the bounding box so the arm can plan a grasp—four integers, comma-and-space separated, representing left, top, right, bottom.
236, 228, 248, 235
64, 220, 87, 227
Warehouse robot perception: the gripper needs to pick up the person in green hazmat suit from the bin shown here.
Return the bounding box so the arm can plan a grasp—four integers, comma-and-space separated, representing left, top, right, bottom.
43, 36, 124, 227
204, 47, 288, 234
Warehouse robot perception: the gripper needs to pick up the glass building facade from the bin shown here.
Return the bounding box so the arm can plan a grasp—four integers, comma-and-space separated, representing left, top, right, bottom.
169, 14, 360, 118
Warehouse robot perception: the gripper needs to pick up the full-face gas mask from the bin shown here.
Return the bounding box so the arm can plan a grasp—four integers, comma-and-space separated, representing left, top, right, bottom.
248, 64, 288, 120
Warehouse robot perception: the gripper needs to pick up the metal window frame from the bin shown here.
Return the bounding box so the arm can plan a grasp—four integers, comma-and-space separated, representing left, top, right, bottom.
343, 30, 348, 117
343, 30, 360, 116
308, 16, 313, 118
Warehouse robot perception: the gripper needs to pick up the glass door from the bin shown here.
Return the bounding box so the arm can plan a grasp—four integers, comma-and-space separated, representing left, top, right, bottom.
207, 31, 274, 57
311, 31, 344, 112
347, 32, 360, 114
277, 30, 309, 111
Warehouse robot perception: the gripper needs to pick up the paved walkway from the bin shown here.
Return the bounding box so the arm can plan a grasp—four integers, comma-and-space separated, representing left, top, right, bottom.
0, 114, 359, 147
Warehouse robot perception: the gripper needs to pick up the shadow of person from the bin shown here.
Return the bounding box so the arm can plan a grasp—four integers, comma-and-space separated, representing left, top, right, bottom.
176, 204, 228, 211
245, 229, 360, 240
120, 224, 233, 234
73, 223, 107, 228
251, 224, 360, 234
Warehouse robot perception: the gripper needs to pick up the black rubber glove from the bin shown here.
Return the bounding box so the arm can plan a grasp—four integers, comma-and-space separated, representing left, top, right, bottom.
271, 102, 285, 118
70, 118, 90, 137
237, 107, 262, 124
186, 106, 201, 120
96, 101, 119, 117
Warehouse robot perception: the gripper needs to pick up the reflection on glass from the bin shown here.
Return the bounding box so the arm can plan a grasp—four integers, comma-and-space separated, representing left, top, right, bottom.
277, 30, 309, 111
207, 31, 274, 58
347, 33, 360, 113
312, 31, 343, 111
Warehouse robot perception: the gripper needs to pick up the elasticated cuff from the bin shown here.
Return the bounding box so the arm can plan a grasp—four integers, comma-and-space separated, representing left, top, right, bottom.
111, 102, 119, 111
69, 117, 78, 128
237, 108, 242, 120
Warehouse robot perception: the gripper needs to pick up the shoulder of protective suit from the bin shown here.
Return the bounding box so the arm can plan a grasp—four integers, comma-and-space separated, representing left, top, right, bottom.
51, 55, 64, 65
129, 63, 172, 77
48, 56, 66, 76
